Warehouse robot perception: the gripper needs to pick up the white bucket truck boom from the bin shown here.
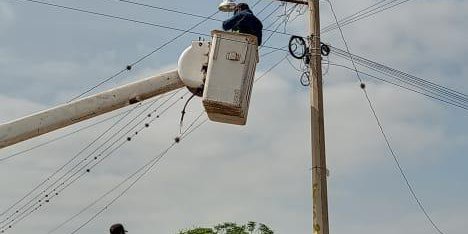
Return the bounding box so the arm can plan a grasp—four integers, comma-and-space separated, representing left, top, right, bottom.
0, 31, 259, 149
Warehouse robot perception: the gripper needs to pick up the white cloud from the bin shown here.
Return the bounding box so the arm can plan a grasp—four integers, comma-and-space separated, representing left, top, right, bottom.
0, 0, 467, 233
0, 95, 45, 122
0, 2, 14, 31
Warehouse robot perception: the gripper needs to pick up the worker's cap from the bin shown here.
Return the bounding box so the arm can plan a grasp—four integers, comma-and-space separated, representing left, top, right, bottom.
236, 3, 250, 10
110, 223, 128, 234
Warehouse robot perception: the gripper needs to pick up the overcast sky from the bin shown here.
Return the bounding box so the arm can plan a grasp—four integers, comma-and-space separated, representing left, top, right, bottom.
0, 0, 467, 233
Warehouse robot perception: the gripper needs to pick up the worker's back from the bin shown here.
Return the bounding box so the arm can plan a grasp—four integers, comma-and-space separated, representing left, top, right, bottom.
222, 4, 263, 45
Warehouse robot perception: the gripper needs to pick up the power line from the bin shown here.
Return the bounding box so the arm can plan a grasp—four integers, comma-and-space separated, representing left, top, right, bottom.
321, 0, 414, 34
322, 0, 409, 33
57, 50, 290, 234
251, 0, 263, 8
322, 0, 393, 32
0, 92, 187, 232
0, 0, 285, 162
328, 63, 468, 111
329, 46, 468, 111
4, 0, 292, 230
256, 0, 275, 15
256, 53, 290, 81
67, 7, 219, 101
331, 46, 468, 100
106, 0, 292, 36
54, 49, 288, 226
260, 45, 288, 57
1, 1, 291, 228
174, 51, 291, 140
10, 0, 289, 52
326, 1, 445, 233
262, 3, 284, 22
0, 100, 146, 217
11, 0, 289, 101
262, 3, 299, 45
0, 99, 161, 162
63, 112, 207, 234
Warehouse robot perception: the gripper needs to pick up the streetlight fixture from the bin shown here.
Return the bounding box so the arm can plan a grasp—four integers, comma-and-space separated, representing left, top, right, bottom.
218, 0, 237, 12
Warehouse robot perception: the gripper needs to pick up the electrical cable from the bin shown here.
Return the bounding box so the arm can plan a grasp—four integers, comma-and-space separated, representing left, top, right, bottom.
9, 0, 289, 88
0, 94, 187, 233
260, 45, 288, 57
251, 0, 263, 8
0, 1, 292, 229
0, 101, 147, 162
1, 4, 290, 229
322, 0, 414, 34
331, 46, 468, 101
149, 52, 291, 156
0, 97, 166, 162
56, 50, 291, 233
362, 86, 446, 234
256, 1, 275, 16
57, 112, 205, 234
328, 63, 468, 111
264, 3, 297, 30
326, 1, 445, 233
10, 0, 288, 51
66, 5, 220, 101
107, 0, 292, 36
180, 111, 206, 136
321, 0, 392, 32
0, 92, 187, 232
179, 93, 197, 135
1, 0, 287, 162
64, 107, 207, 234
256, 53, 289, 82
262, 4, 284, 22
333, 0, 413, 33
287, 4, 307, 24
0, 100, 148, 217
329, 46, 468, 111
59, 47, 289, 232
1, 93, 172, 213
0, 92, 167, 229
261, 4, 300, 49
286, 56, 303, 72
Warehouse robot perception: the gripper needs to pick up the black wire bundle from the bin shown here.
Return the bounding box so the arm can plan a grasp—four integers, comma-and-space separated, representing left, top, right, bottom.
321, 0, 414, 34
330, 45, 468, 111
0, 91, 187, 233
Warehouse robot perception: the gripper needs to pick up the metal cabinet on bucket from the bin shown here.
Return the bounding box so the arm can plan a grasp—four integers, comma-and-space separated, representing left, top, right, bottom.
202, 30, 259, 125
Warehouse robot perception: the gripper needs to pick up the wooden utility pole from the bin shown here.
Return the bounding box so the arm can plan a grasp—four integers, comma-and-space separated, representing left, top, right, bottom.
274, 0, 330, 233
307, 1, 329, 234
273, 0, 329, 233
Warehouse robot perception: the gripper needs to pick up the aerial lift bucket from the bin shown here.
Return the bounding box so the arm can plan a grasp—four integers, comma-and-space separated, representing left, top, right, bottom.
178, 30, 258, 126
203, 30, 258, 125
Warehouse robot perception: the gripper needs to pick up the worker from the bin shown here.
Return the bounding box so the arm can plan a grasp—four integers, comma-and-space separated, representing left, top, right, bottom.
110, 223, 127, 234
222, 3, 263, 45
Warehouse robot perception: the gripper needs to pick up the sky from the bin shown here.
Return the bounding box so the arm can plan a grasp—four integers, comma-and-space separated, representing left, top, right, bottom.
0, 0, 467, 233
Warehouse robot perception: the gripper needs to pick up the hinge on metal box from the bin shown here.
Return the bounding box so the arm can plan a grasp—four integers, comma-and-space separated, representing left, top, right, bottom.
226, 51, 241, 61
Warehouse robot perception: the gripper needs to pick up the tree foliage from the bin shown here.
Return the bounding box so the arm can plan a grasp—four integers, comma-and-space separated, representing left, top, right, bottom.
179, 221, 273, 234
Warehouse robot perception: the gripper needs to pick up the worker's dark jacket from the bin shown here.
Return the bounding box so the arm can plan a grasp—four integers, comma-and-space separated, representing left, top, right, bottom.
222, 9, 263, 45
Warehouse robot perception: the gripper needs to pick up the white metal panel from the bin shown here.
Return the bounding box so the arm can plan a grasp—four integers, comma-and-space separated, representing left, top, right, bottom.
0, 70, 183, 149
177, 41, 210, 89
202, 30, 258, 125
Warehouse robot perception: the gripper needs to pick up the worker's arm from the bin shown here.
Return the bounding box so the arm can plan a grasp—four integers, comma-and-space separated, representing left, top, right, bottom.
222, 13, 244, 31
